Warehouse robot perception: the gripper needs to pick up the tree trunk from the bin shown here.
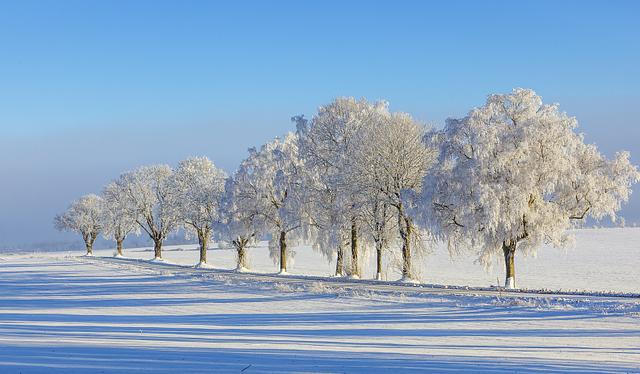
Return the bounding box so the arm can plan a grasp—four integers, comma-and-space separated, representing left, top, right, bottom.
233, 237, 249, 271
350, 219, 359, 278
84, 232, 96, 256
503, 241, 516, 289
375, 237, 384, 280
335, 242, 344, 276
397, 204, 413, 280
237, 245, 247, 270
116, 239, 124, 257
85, 240, 93, 256
402, 217, 412, 279
198, 230, 209, 265
153, 238, 163, 259
279, 231, 287, 273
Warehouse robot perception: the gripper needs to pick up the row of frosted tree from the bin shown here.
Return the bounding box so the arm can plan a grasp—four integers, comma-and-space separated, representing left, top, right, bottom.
55, 89, 639, 288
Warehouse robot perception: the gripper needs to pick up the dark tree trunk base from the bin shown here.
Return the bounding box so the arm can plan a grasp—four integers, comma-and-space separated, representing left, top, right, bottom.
335, 245, 344, 276
116, 240, 124, 257
350, 221, 359, 278
503, 241, 517, 289
153, 239, 163, 259
198, 231, 209, 265
376, 246, 383, 280
279, 231, 287, 273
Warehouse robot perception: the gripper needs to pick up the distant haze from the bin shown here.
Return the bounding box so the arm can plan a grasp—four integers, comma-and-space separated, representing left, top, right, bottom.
1, 1, 639, 249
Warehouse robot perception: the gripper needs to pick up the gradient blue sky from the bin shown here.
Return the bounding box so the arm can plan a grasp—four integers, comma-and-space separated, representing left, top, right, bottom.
1, 0, 639, 248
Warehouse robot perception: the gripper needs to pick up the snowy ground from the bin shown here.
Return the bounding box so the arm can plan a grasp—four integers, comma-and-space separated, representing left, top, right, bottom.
64, 228, 640, 293
0, 228, 639, 373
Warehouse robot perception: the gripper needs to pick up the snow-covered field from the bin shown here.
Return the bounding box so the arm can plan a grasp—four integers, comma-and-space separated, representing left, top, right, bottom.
83, 228, 638, 293
0, 228, 639, 373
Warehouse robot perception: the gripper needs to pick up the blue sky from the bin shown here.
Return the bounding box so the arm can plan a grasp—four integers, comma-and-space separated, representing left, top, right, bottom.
1, 0, 639, 248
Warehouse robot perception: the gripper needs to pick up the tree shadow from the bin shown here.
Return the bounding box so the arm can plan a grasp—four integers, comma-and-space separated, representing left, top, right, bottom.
1, 256, 638, 373
0, 345, 636, 373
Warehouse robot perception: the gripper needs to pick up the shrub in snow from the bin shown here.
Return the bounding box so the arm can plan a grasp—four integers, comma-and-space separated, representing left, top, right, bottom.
307, 281, 337, 294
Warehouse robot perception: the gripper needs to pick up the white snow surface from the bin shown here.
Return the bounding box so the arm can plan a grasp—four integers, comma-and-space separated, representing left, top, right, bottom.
0, 228, 639, 373
66, 228, 640, 293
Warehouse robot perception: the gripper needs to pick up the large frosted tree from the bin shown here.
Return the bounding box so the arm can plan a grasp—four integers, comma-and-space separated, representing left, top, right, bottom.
102, 182, 138, 257
119, 164, 180, 260
172, 157, 227, 266
354, 108, 437, 280
296, 114, 349, 276
234, 133, 306, 273
54, 194, 105, 256
425, 88, 639, 289
296, 98, 382, 278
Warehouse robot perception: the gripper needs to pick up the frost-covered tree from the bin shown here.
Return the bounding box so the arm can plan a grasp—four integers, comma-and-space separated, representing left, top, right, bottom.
234, 133, 306, 273
360, 194, 396, 280
296, 98, 383, 278
354, 108, 438, 280
425, 88, 640, 289
172, 157, 227, 266
102, 182, 138, 257
119, 164, 180, 260
217, 177, 260, 271
296, 115, 348, 276
54, 194, 105, 255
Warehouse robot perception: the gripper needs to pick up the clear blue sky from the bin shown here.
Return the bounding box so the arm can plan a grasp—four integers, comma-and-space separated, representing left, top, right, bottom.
1, 0, 639, 248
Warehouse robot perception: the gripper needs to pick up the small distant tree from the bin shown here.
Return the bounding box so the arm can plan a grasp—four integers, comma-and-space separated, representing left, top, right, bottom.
102, 182, 139, 257
172, 157, 227, 266
119, 165, 180, 260
234, 133, 306, 273
425, 88, 639, 289
54, 194, 105, 256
